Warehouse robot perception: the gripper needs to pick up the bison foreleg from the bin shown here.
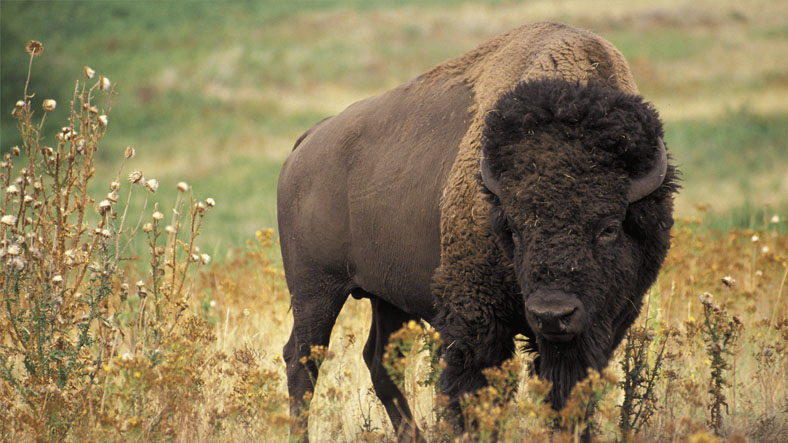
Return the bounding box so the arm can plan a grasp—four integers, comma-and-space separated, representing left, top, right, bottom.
436, 312, 517, 433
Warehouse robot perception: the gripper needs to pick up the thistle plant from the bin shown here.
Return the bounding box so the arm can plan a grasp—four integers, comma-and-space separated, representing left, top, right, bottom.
0, 40, 215, 440
618, 323, 674, 434
699, 292, 743, 435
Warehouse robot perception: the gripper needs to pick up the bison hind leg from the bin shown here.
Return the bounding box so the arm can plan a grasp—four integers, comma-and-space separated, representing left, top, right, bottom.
363, 295, 423, 442
283, 282, 350, 441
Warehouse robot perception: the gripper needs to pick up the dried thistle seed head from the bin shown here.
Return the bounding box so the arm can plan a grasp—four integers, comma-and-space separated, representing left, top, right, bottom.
176, 181, 189, 193
142, 222, 153, 233
195, 201, 206, 213
6, 185, 19, 195
145, 178, 159, 193
128, 170, 143, 184
751, 234, 760, 243
771, 215, 780, 224
699, 292, 713, 307
136, 280, 147, 298
93, 227, 111, 238
191, 253, 200, 262
110, 180, 121, 191
88, 105, 98, 114
152, 210, 164, 221
25, 40, 44, 57
52, 275, 63, 284
9, 256, 25, 271
165, 225, 177, 234
58, 126, 76, 142
98, 75, 111, 91
1, 215, 17, 226
106, 190, 119, 203
15, 100, 25, 109
23, 195, 33, 204
98, 200, 112, 214
155, 246, 165, 256
84, 66, 96, 79
124, 146, 135, 159
722, 275, 735, 287
205, 197, 215, 207
10, 146, 20, 156
97, 114, 108, 127
6, 244, 21, 256
200, 253, 211, 265
42, 99, 57, 112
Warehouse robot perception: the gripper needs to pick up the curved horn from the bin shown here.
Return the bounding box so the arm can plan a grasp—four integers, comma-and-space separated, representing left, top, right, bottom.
480, 156, 502, 195
627, 139, 668, 203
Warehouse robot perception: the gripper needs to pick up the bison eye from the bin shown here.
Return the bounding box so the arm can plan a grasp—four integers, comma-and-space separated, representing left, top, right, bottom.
596, 221, 621, 243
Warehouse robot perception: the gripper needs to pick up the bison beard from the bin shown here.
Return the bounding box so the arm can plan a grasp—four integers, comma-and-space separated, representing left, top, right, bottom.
531, 333, 610, 410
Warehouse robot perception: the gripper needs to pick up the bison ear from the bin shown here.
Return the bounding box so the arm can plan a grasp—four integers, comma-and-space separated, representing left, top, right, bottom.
480, 155, 502, 195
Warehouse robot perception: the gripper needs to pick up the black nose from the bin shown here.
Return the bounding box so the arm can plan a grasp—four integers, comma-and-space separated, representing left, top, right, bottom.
525, 289, 586, 341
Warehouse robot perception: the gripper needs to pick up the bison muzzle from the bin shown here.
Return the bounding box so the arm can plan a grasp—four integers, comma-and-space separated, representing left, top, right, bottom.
277, 22, 678, 440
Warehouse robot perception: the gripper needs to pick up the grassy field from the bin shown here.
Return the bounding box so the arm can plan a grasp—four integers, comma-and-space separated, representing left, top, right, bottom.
3, 0, 788, 248
1, 0, 787, 441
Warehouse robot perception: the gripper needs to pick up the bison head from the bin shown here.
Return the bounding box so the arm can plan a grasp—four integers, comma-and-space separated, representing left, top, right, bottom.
479, 79, 678, 409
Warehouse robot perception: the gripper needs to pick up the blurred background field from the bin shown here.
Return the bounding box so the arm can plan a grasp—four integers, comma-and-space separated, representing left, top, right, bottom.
1, 1, 787, 441
2, 0, 788, 255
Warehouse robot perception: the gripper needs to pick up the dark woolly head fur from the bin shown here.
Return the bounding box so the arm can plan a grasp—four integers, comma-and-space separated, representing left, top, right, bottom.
480, 78, 679, 409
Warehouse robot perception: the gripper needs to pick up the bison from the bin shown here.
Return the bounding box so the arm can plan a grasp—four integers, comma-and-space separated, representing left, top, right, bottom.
277, 22, 678, 439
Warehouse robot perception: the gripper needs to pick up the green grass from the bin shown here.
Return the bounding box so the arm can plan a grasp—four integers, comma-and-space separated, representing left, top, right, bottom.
607, 29, 713, 62
3, 0, 788, 260
665, 110, 788, 214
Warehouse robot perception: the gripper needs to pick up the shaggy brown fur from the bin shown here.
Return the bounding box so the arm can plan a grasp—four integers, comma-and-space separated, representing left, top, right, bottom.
430, 21, 651, 410
436, 76, 677, 413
